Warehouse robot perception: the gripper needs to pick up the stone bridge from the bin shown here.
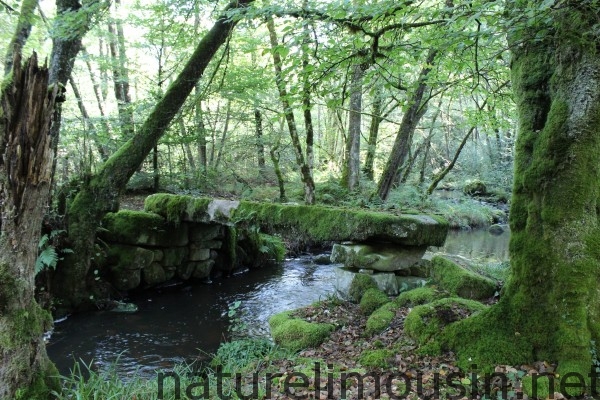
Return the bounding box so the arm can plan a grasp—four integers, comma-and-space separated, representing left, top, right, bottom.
97, 194, 448, 293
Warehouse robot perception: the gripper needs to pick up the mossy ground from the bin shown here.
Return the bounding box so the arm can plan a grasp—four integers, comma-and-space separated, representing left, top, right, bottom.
268, 311, 335, 352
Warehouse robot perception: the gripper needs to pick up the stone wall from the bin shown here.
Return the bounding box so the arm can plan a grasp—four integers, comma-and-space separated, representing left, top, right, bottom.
98, 210, 233, 291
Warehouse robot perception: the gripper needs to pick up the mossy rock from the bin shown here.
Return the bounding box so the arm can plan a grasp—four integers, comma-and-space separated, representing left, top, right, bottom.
393, 286, 446, 308
429, 255, 497, 300
269, 311, 335, 352
463, 180, 487, 196
144, 194, 212, 223
359, 349, 394, 368
101, 210, 188, 247
348, 273, 378, 303
359, 288, 390, 315
404, 297, 487, 347
365, 302, 399, 335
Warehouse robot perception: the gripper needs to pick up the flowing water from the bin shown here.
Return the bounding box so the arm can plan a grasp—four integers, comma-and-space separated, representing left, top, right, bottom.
46, 228, 510, 377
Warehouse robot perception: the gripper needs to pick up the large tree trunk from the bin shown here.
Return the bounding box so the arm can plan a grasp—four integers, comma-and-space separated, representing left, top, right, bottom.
363, 87, 383, 181
54, 0, 253, 311
446, 3, 600, 380
0, 54, 60, 400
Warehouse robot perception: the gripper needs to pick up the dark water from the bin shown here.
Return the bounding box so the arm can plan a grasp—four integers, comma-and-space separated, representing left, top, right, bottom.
46, 229, 509, 377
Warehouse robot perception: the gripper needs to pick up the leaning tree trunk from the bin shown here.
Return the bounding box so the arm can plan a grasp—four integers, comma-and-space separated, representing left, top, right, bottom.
54, 0, 254, 311
0, 54, 60, 400
446, 3, 600, 380
376, 49, 437, 201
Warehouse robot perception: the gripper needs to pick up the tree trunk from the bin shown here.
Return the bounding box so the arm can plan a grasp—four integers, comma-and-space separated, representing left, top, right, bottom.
107, 1, 134, 138
376, 49, 437, 200
447, 3, 600, 379
214, 99, 232, 169
195, 91, 208, 172
54, 0, 253, 310
0, 53, 60, 400
342, 64, 364, 190
3, 0, 38, 76
301, 11, 314, 174
266, 17, 315, 205
363, 87, 383, 181
69, 76, 108, 161
254, 107, 266, 176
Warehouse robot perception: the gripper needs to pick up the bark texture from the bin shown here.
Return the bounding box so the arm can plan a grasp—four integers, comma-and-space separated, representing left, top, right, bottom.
445, 3, 600, 379
0, 54, 59, 400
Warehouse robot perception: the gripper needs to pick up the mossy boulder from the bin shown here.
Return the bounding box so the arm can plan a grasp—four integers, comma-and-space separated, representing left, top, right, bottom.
144, 194, 213, 223
365, 302, 399, 335
429, 255, 497, 300
359, 288, 390, 315
330, 243, 427, 272
269, 311, 335, 352
142, 262, 166, 286
463, 180, 487, 196
394, 286, 445, 308
348, 273, 378, 303
404, 297, 487, 347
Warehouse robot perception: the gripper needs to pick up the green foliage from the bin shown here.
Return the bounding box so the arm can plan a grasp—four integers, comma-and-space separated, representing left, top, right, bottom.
35, 230, 72, 275
211, 337, 289, 373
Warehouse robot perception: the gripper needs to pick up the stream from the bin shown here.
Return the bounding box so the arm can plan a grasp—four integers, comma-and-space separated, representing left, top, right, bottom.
46, 228, 509, 377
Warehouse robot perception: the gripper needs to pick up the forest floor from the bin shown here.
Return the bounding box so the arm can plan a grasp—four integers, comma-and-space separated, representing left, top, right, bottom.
245, 297, 567, 400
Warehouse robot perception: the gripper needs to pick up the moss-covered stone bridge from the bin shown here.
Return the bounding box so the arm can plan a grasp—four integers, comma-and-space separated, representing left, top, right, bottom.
97, 194, 448, 292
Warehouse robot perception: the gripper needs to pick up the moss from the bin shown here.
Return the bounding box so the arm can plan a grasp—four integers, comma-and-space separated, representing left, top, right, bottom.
404, 297, 487, 351
144, 194, 211, 223
393, 286, 444, 307
365, 302, 398, 335
348, 273, 378, 303
359, 288, 390, 315
359, 349, 394, 368
269, 311, 334, 352
102, 210, 166, 240
463, 180, 487, 196
429, 256, 497, 300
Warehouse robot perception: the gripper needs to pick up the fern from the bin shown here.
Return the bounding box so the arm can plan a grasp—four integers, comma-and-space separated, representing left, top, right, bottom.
35, 245, 59, 274
35, 230, 70, 275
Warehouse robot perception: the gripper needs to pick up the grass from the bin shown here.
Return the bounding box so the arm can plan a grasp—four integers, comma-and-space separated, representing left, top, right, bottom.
52, 338, 296, 399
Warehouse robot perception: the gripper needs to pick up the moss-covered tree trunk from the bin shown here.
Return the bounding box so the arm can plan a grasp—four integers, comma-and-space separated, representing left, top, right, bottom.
54, 0, 253, 310
0, 54, 59, 400
447, 2, 600, 378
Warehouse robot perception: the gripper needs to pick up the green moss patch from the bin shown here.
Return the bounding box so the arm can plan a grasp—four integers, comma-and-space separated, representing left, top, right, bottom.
269, 311, 335, 352
348, 273, 378, 303
393, 286, 445, 307
365, 302, 399, 336
359, 288, 390, 315
359, 349, 394, 368
144, 194, 211, 223
429, 255, 497, 300
101, 210, 188, 247
404, 298, 487, 349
